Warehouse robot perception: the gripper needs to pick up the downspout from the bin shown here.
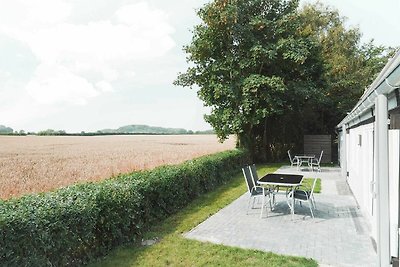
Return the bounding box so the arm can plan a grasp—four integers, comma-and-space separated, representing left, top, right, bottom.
396, 133, 400, 267
375, 94, 390, 266
341, 124, 347, 179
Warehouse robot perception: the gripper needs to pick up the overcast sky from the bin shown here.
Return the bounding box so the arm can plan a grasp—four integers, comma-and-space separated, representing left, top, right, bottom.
0, 0, 399, 132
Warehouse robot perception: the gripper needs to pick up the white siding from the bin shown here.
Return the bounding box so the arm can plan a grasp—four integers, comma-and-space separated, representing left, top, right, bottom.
346, 132, 350, 174
389, 130, 400, 257
347, 124, 376, 239
344, 125, 400, 256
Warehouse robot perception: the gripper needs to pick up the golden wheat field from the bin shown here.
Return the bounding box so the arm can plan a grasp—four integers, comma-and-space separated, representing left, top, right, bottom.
0, 135, 236, 199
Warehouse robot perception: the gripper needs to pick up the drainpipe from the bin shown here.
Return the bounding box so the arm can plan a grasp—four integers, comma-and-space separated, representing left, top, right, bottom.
375, 94, 390, 266
341, 125, 347, 179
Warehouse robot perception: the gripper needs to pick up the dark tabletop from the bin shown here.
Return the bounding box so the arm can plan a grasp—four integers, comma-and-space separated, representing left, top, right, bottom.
259, 173, 303, 185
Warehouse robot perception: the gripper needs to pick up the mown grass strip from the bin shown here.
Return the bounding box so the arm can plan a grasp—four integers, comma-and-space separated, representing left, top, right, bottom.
89, 164, 317, 267
302, 178, 322, 193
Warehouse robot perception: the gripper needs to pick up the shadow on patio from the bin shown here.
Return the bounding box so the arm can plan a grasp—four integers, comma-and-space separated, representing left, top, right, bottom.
185, 166, 377, 267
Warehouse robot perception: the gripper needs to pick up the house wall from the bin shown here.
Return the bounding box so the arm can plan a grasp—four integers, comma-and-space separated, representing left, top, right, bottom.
389, 130, 400, 257
346, 124, 376, 238
341, 123, 400, 256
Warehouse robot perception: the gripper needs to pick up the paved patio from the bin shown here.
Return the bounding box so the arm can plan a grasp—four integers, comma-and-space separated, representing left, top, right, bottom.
184, 166, 377, 267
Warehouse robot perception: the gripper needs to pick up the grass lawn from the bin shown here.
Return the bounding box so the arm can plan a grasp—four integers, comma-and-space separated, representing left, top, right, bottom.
88, 163, 318, 267
301, 178, 321, 193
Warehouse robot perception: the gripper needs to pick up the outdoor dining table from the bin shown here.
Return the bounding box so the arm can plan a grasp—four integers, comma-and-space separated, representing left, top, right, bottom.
294, 155, 315, 169
258, 173, 304, 219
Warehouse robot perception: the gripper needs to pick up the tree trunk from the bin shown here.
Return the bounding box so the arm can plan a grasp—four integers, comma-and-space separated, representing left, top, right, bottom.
238, 126, 256, 162
265, 117, 274, 162
260, 117, 268, 162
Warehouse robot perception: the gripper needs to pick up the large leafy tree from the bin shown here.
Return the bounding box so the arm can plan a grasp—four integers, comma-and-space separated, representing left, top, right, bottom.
176, 0, 393, 161
299, 3, 395, 135
175, 0, 324, 160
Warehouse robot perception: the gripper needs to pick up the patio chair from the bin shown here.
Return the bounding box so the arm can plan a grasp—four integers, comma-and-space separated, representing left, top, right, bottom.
287, 150, 299, 168
242, 165, 271, 218
310, 150, 323, 172
249, 164, 276, 207
291, 178, 318, 218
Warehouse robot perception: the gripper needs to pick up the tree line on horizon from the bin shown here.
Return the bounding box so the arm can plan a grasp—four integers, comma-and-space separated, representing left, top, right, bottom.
0, 124, 215, 136
175, 0, 397, 161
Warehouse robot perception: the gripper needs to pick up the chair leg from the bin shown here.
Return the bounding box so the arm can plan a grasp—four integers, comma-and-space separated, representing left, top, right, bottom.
268, 194, 273, 210
271, 192, 276, 210
260, 195, 265, 218
309, 200, 314, 218
247, 196, 252, 215
312, 195, 317, 209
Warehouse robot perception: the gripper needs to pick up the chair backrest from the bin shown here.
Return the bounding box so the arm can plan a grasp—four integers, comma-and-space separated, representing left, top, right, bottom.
287, 150, 294, 164
249, 164, 259, 186
242, 166, 255, 193
310, 178, 318, 195
317, 150, 324, 163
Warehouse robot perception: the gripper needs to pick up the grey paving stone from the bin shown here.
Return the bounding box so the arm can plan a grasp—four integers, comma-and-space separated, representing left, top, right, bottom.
184, 166, 377, 267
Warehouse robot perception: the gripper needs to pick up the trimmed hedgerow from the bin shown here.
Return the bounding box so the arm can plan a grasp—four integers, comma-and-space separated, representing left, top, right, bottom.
0, 149, 249, 266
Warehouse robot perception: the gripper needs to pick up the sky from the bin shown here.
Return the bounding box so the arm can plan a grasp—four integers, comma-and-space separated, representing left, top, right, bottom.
0, 0, 399, 133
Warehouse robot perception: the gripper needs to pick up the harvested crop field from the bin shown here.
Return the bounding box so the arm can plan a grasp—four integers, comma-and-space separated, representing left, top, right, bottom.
0, 135, 235, 199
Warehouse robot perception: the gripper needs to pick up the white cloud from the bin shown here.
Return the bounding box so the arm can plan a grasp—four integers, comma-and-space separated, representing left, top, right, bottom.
96, 81, 114, 92
0, 0, 176, 108
0, 0, 212, 132
0, 0, 72, 28
26, 64, 98, 105
116, 2, 174, 36
0, 70, 11, 80
24, 0, 72, 24
24, 19, 174, 64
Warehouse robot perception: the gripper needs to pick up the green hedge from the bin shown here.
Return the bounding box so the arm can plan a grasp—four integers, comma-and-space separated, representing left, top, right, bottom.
0, 149, 249, 266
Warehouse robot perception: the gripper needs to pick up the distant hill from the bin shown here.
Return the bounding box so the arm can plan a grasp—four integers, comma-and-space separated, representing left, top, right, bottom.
0, 125, 13, 134
0, 124, 215, 136
98, 124, 190, 134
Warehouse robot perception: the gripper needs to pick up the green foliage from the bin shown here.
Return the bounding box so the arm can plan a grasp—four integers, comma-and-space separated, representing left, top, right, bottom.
99, 124, 189, 134
0, 125, 26, 136
0, 149, 249, 266
37, 129, 67, 136
298, 3, 396, 135
175, 0, 324, 161
195, 129, 215, 134
89, 163, 316, 267
30, 125, 213, 136
175, 0, 393, 162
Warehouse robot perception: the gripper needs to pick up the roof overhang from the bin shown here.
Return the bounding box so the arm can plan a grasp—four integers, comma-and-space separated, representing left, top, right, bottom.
337, 50, 400, 129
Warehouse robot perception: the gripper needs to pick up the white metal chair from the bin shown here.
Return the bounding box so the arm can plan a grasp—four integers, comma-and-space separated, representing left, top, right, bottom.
249, 164, 276, 208
310, 150, 323, 172
242, 165, 271, 218
287, 150, 299, 167
290, 178, 318, 218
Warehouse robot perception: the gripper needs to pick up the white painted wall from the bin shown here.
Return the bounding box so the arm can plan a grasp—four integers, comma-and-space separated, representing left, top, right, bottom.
346, 131, 350, 175
347, 124, 376, 238
389, 130, 400, 257
343, 124, 400, 257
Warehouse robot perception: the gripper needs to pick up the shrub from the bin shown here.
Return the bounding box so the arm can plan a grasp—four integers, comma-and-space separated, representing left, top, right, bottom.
0, 149, 249, 266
